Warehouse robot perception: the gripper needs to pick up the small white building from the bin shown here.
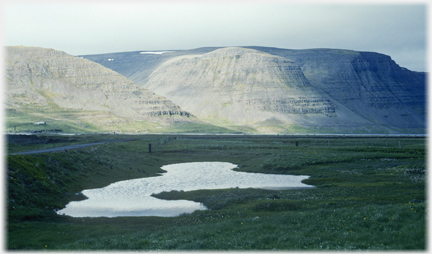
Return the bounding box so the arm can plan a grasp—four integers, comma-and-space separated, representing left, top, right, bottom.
34, 122, 46, 125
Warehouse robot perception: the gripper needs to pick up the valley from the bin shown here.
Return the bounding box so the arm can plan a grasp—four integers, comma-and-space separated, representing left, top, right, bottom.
6, 133, 426, 250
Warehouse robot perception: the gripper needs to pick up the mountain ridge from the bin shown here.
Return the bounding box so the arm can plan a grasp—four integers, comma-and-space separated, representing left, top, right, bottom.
6, 46, 196, 118
5, 45, 425, 134
81, 46, 425, 133
5, 46, 229, 134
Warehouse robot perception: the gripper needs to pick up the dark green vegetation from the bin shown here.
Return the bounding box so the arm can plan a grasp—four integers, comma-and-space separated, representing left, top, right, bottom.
6, 134, 426, 250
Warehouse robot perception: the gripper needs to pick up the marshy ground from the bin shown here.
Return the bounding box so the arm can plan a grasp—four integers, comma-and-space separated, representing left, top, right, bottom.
6, 134, 426, 250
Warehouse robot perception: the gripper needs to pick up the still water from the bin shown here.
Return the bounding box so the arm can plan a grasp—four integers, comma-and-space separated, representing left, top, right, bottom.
57, 162, 313, 217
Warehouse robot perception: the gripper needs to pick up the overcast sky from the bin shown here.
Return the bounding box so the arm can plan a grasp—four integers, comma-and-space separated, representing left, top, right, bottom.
3, 1, 428, 72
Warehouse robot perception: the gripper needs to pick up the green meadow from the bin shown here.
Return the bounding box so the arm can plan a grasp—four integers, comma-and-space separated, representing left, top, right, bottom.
6, 134, 426, 250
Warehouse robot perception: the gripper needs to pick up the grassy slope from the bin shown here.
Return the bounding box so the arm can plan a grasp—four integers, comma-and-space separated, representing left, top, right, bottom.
5, 108, 243, 134
6, 135, 426, 250
7, 108, 425, 135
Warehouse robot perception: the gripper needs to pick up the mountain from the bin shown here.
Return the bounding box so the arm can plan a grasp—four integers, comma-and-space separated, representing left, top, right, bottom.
143, 47, 338, 124
5, 46, 219, 133
244, 47, 426, 129
82, 46, 426, 134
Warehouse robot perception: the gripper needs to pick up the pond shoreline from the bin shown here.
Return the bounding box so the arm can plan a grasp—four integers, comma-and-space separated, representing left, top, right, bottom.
57, 162, 313, 218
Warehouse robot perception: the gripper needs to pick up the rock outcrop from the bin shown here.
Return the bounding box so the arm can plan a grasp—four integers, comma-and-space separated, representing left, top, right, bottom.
5, 46, 193, 121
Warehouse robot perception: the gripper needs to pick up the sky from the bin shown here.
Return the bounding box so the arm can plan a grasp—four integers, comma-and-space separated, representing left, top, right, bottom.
2, 1, 428, 72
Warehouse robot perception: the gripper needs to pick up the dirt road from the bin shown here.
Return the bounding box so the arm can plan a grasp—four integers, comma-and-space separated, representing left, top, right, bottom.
8, 138, 141, 155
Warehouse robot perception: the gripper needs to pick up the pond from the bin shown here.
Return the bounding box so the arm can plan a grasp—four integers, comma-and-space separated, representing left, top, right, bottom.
57, 162, 313, 217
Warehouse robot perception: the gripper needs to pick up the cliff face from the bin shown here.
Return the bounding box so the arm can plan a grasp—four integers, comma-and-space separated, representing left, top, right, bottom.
243, 47, 426, 129
6, 46, 192, 120
350, 52, 425, 110
79, 46, 426, 133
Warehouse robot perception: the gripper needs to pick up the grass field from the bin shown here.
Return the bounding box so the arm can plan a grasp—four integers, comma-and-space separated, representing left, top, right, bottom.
6, 134, 426, 250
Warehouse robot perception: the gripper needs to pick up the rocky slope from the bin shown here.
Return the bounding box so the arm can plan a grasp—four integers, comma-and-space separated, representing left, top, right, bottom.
5, 46, 195, 132
244, 47, 426, 130
143, 47, 338, 125
82, 46, 426, 133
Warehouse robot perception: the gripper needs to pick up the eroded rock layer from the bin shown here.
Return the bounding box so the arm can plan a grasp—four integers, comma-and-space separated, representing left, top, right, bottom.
142, 47, 336, 124
6, 46, 192, 120
77, 46, 426, 133
243, 47, 426, 129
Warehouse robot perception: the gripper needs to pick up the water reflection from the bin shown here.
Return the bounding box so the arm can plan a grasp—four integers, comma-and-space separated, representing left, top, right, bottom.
57, 162, 313, 217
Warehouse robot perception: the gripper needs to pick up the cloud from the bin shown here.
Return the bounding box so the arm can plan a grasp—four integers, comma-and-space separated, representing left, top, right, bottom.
4, 2, 427, 71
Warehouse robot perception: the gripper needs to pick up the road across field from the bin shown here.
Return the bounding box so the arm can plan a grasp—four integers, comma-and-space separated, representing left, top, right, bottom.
8, 138, 141, 155
7, 133, 425, 156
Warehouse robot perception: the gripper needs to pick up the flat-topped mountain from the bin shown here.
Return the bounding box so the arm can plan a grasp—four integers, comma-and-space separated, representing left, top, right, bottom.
5, 46, 203, 133
82, 46, 426, 133
244, 47, 426, 129
143, 47, 337, 124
